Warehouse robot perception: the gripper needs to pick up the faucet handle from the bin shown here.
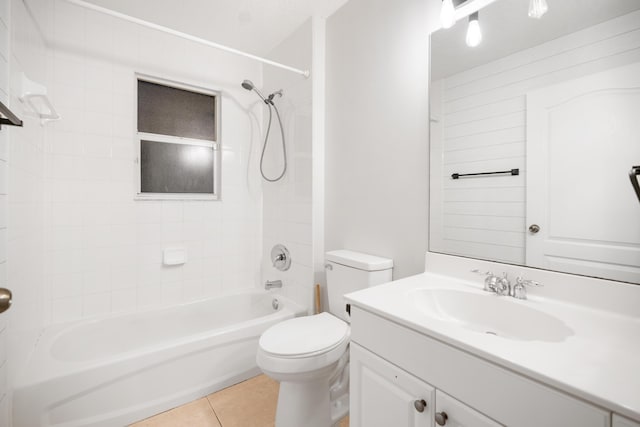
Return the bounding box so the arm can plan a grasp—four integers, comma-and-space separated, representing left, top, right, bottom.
471, 269, 498, 292
512, 277, 542, 299
515, 276, 542, 287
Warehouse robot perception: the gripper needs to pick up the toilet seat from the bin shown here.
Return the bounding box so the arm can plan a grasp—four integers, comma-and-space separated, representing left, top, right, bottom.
257, 313, 350, 376
260, 313, 349, 358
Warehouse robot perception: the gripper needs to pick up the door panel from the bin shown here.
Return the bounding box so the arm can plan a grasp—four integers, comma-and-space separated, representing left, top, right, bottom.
526, 62, 640, 282
435, 390, 502, 427
350, 343, 434, 427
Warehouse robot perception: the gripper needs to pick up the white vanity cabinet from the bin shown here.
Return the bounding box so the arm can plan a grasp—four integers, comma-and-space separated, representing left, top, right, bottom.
349, 306, 612, 427
351, 342, 502, 427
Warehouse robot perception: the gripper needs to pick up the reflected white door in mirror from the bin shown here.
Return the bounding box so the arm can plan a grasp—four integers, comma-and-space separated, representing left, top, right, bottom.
526, 62, 640, 283
429, 0, 640, 284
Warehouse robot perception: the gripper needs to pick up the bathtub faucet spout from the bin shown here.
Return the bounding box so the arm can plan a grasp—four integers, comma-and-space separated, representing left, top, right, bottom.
265, 280, 283, 290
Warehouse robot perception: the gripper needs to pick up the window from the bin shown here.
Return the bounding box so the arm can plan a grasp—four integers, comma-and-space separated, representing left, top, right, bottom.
136, 75, 220, 200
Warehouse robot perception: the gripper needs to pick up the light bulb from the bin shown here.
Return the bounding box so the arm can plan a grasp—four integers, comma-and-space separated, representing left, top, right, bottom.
528, 0, 548, 19
440, 0, 456, 29
465, 12, 482, 47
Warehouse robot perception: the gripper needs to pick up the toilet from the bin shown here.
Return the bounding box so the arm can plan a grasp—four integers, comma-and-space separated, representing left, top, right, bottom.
257, 250, 393, 427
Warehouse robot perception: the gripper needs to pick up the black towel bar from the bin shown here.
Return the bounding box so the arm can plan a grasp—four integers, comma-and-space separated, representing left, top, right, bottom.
451, 168, 519, 179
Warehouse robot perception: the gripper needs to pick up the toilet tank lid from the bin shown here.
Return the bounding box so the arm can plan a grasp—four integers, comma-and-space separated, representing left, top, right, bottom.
325, 250, 393, 271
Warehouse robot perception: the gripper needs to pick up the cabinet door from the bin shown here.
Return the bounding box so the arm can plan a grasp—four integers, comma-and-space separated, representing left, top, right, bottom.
434, 390, 503, 427
350, 343, 435, 427
614, 415, 640, 427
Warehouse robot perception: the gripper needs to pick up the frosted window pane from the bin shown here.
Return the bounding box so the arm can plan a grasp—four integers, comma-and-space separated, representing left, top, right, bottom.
140, 140, 214, 194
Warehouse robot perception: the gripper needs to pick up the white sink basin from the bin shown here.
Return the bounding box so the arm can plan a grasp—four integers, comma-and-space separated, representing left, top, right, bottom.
408, 288, 573, 342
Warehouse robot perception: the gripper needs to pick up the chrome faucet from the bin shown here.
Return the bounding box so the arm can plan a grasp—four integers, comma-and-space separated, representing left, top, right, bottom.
265, 280, 283, 290
472, 270, 542, 300
492, 273, 511, 296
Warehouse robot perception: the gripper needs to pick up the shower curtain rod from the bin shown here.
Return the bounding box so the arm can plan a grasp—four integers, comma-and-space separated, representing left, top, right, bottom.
63, 0, 311, 78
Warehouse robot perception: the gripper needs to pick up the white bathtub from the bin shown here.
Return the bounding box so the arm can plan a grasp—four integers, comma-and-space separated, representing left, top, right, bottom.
13, 290, 305, 427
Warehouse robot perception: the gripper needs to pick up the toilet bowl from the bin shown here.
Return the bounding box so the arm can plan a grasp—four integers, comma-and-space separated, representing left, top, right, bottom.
257, 250, 393, 427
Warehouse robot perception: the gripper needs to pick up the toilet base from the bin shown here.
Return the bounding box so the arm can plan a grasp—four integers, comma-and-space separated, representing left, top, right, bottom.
275, 378, 332, 427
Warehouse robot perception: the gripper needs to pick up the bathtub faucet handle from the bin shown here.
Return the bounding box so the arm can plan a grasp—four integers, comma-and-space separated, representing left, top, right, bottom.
271, 244, 291, 271
265, 280, 283, 290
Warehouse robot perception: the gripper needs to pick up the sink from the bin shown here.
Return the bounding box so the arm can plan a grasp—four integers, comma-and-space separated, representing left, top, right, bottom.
408, 289, 573, 342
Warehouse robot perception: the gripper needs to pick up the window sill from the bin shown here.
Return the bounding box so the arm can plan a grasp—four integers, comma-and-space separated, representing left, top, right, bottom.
134, 193, 219, 201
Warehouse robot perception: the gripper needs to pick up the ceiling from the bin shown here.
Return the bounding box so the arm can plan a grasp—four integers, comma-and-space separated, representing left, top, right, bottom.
81, 0, 349, 56
431, 0, 640, 80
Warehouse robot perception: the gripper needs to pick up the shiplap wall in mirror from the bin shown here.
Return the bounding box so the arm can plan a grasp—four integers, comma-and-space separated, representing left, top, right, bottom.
429, 0, 640, 284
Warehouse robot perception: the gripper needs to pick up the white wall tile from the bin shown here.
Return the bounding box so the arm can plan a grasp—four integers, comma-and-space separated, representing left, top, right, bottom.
82, 270, 111, 294
52, 297, 83, 323
161, 202, 183, 223
182, 279, 204, 302
111, 288, 136, 313
82, 292, 111, 317
136, 284, 161, 309
183, 202, 204, 222
161, 281, 181, 305
51, 272, 83, 298
161, 222, 183, 243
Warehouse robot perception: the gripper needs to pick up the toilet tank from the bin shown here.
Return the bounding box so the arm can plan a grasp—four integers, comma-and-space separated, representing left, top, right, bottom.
325, 250, 393, 322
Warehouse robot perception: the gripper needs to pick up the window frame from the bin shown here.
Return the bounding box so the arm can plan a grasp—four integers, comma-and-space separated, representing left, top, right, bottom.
134, 73, 221, 201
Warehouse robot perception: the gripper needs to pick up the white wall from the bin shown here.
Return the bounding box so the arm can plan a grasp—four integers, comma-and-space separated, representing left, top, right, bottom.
325, 0, 436, 280
39, 0, 265, 323
430, 10, 640, 264
262, 20, 314, 311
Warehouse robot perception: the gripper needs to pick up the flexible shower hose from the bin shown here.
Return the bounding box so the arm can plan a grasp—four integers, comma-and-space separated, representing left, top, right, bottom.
260, 101, 287, 182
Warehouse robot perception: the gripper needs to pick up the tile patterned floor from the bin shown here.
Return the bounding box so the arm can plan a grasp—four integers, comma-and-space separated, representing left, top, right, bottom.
130, 375, 349, 427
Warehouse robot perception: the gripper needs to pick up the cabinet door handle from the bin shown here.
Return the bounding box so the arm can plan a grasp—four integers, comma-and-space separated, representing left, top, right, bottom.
435, 411, 448, 426
413, 399, 427, 413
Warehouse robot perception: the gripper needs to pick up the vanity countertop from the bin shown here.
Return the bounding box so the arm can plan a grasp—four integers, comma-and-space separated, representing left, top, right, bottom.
344, 272, 640, 421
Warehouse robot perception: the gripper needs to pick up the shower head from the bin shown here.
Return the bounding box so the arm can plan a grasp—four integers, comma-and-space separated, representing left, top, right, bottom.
241, 79, 268, 103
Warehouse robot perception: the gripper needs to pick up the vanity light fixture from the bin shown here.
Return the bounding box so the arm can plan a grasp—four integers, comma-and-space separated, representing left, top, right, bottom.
465, 12, 482, 47
528, 0, 549, 19
440, 0, 456, 29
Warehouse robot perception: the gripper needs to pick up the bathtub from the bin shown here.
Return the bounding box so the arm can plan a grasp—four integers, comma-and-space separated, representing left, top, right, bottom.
13, 290, 305, 427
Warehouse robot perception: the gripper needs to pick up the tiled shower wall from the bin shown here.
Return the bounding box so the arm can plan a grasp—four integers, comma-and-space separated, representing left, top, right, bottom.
35, 0, 265, 323
4, 0, 49, 423
0, 0, 9, 422
262, 20, 314, 311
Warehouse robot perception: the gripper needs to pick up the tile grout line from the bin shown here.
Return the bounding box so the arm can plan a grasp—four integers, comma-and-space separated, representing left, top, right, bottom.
205, 394, 224, 427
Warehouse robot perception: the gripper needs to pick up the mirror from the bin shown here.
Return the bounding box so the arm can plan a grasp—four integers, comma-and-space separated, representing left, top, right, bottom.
429, 0, 640, 284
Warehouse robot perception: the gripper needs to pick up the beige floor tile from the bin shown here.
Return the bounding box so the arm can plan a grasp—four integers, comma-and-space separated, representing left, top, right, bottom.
130, 398, 221, 427
207, 374, 279, 427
